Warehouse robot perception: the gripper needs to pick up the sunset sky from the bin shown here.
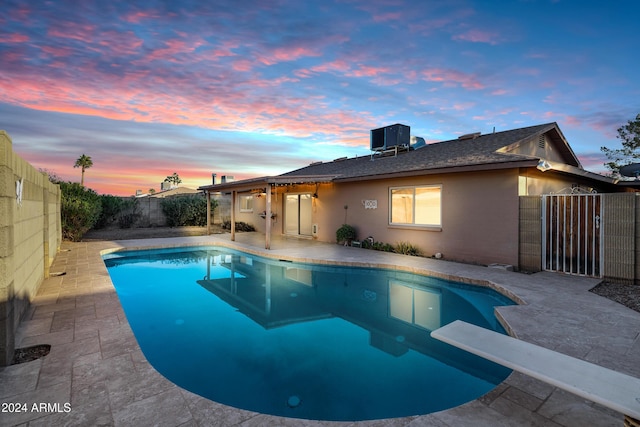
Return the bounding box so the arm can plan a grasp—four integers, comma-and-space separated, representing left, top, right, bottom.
1, 0, 639, 195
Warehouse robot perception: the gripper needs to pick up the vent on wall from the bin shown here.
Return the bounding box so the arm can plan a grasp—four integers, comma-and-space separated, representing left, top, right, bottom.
538, 135, 546, 149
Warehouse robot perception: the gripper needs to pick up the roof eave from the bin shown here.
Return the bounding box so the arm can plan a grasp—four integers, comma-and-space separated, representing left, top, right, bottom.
543, 162, 617, 185
333, 159, 541, 182
198, 175, 338, 192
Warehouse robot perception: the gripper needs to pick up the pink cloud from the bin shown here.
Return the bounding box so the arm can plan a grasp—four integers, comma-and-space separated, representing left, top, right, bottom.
258, 45, 322, 65
48, 22, 97, 43
372, 11, 403, 22
350, 64, 392, 78
421, 68, 484, 90
452, 29, 500, 45
231, 59, 253, 72
40, 45, 74, 58
122, 10, 164, 24
451, 102, 476, 111
0, 33, 29, 43
95, 31, 144, 56
144, 38, 205, 62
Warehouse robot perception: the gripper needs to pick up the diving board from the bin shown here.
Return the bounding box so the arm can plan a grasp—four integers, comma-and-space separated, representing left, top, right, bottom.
431, 320, 640, 422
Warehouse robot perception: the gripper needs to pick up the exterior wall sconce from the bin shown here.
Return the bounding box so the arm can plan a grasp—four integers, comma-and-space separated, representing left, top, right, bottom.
259, 211, 276, 219
537, 160, 552, 172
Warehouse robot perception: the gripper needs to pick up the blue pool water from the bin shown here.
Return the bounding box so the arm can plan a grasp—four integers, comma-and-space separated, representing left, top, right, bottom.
103, 246, 515, 421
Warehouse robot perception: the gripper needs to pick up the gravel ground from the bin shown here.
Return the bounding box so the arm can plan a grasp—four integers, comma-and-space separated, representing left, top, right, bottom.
590, 281, 640, 313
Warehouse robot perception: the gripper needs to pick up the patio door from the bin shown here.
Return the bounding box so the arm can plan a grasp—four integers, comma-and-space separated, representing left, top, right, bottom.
285, 194, 313, 236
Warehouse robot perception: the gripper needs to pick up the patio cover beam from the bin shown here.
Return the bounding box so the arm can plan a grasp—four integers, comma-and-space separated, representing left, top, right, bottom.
199, 175, 336, 248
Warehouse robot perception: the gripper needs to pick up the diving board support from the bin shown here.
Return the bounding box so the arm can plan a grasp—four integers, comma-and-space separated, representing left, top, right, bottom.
431, 320, 640, 423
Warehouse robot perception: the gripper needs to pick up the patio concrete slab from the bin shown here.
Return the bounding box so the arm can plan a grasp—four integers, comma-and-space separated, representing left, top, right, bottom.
1, 232, 639, 426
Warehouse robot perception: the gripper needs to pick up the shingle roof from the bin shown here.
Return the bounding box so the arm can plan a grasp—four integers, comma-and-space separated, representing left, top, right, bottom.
200, 122, 603, 193
280, 122, 562, 181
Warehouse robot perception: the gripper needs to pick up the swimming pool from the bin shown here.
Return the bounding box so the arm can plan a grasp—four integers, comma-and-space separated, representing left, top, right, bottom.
103, 246, 515, 421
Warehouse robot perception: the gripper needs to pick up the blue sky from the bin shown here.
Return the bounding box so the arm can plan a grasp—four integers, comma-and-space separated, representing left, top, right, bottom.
1, 0, 638, 195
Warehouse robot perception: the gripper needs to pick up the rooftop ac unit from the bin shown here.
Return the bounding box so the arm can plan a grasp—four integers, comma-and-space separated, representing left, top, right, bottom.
371, 124, 410, 151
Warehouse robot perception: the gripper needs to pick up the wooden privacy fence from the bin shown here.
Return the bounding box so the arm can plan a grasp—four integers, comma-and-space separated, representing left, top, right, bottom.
519, 193, 639, 285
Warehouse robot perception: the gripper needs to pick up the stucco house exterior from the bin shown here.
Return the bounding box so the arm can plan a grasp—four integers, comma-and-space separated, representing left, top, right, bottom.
199, 123, 620, 270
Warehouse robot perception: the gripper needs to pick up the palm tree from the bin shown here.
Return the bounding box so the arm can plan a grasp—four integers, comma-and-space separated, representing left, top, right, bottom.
74, 154, 93, 186
164, 172, 182, 189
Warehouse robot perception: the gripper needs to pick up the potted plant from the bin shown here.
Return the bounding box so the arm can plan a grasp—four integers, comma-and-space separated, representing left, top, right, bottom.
336, 224, 357, 246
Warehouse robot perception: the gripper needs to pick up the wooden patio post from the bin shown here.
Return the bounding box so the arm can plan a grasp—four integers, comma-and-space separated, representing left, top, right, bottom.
265, 184, 272, 249
231, 190, 236, 241
206, 191, 211, 235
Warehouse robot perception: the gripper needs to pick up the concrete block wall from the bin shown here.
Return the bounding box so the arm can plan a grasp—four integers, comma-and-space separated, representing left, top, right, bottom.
132, 197, 168, 227
0, 131, 61, 365
603, 193, 636, 284
518, 196, 542, 272
114, 193, 229, 228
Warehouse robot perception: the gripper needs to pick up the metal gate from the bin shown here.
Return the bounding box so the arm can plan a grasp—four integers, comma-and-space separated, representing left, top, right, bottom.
542, 193, 603, 277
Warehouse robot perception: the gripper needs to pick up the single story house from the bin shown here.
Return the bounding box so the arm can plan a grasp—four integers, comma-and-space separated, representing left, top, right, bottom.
199, 122, 621, 270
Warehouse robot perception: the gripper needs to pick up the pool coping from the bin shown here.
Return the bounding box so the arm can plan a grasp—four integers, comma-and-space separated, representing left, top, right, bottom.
2, 233, 639, 426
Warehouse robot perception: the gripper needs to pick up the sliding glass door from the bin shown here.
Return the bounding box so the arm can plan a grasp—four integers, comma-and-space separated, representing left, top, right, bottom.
285, 194, 313, 236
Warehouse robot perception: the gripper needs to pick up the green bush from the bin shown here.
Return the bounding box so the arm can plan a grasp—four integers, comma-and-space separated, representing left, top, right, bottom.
60, 182, 102, 241
95, 195, 125, 229
336, 224, 357, 244
371, 241, 394, 252
117, 197, 141, 228
221, 221, 255, 232
161, 195, 213, 227
395, 241, 422, 256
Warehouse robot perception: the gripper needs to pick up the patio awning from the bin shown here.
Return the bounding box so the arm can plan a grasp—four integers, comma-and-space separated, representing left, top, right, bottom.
198, 175, 337, 250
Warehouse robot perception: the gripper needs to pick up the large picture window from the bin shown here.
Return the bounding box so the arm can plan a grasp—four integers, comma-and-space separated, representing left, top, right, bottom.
390, 185, 441, 226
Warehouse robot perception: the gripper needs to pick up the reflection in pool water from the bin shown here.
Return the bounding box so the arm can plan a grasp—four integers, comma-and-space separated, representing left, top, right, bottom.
104, 246, 515, 421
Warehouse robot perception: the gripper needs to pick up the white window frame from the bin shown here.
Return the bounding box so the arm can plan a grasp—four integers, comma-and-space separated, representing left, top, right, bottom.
389, 185, 442, 227
239, 194, 253, 213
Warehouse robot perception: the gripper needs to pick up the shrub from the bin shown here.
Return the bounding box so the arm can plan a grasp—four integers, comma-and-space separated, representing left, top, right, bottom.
95, 195, 125, 229
371, 242, 395, 252
161, 195, 213, 227
117, 197, 140, 228
336, 224, 357, 244
395, 241, 422, 256
221, 221, 255, 232
60, 182, 102, 241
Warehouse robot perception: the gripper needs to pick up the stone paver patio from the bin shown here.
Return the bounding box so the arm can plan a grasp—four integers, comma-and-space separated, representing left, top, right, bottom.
1, 232, 639, 426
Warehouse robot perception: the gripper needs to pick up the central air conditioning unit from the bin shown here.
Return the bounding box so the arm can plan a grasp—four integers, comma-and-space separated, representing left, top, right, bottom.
370, 124, 410, 151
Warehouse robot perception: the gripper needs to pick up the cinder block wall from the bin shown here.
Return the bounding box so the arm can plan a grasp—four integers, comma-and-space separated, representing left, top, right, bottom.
113, 193, 228, 227
518, 196, 542, 272
0, 131, 61, 365
603, 193, 636, 284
